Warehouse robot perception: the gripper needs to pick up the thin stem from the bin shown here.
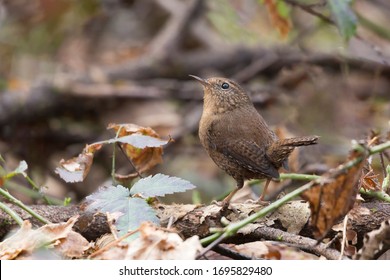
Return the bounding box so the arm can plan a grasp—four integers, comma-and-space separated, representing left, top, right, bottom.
382, 165, 390, 192
111, 126, 123, 182
283, 0, 334, 24
4, 181, 63, 205
198, 232, 229, 258
369, 141, 390, 154
116, 143, 143, 178
111, 142, 117, 182
281, 171, 390, 202
280, 173, 320, 181
0, 188, 50, 224
339, 215, 349, 260
360, 188, 390, 203
24, 174, 51, 205
0, 201, 23, 226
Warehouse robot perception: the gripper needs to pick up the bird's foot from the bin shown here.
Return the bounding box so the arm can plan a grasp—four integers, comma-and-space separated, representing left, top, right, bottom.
211, 200, 239, 213
256, 199, 271, 206
244, 199, 270, 206
211, 199, 228, 209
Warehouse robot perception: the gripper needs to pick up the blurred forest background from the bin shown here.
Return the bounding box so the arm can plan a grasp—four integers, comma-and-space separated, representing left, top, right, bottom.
0, 0, 389, 206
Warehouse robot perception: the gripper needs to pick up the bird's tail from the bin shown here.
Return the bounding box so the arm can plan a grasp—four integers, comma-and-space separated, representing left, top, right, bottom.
276, 136, 319, 147
266, 136, 319, 167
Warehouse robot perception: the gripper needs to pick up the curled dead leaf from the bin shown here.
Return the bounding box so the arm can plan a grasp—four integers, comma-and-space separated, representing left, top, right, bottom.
90, 222, 201, 260
359, 165, 381, 191
55, 144, 102, 183
0, 216, 83, 260
108, 123, 167, 175
301, 146, 369, 240
355, 219, 390, 260
125, 222, 201, 260
55, 231, 90, 259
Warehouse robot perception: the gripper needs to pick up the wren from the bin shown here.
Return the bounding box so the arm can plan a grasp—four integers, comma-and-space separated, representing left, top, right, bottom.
191, 75, 318, 208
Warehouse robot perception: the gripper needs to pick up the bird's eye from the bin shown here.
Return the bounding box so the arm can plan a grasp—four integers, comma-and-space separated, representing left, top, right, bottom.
221, 82, 230, 90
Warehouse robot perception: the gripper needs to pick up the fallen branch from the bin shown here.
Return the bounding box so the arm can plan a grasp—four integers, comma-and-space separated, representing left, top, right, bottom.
0, 200, 389, 249
248, 226, 346, 260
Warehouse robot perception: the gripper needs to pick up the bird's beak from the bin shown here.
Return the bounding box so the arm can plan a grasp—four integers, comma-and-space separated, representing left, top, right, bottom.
189, 75, 209, 87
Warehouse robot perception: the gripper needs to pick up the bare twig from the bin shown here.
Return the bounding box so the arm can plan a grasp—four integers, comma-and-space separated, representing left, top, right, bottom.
339, 215, 349, 260
283, 0, 334, 24
250, 226, 347, 260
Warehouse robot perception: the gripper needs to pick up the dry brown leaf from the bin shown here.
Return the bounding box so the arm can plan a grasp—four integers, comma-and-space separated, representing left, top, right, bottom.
90, 222, 201, 260
157, 204, 198, 225
301, 147, 368, 240
0, 216, 79, 260
355, 219, 390, 260
95, 234, 117, 250
263, 0, 291, 38
268, 201, 310, 234
108, 123, 165, 174
55, 143, 102, 183
91, 243, 129, 260
359, 165, 381, 191
125, 222, 201, 260
55, 231, 90, 259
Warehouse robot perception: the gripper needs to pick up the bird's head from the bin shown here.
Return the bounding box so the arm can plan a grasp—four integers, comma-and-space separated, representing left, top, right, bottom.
190, 75, 252, 113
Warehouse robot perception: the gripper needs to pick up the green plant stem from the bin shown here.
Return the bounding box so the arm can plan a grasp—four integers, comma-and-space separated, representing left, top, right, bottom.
0, 201, 23, 226
280, 173, 320, 181
382, 165, 390, 192
360, 188, 390, 203
111, 143, 117, 182
200, 180, 314, 246
369, 141, 390, 154
24, 174, 51, 205
0, 188, 50, 224
4, 181, 63, 205
111, 126, 124, 183
281, 171, 390, 202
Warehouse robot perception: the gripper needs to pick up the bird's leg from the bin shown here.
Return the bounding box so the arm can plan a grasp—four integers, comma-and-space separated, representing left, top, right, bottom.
220, 188, 239, 209
213, 179, 243, 210
256, 179, 271, 205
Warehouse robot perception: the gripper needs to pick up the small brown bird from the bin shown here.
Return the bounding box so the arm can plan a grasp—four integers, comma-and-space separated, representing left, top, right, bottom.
191, 75, 318, 208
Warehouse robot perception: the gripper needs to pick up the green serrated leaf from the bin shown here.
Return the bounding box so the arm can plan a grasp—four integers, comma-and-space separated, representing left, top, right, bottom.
85, 185, 131, 213
116, 197, 159, 239
85, 185, 159, 240
130, 174, 196, 198
109, 134, 168, 149
328, 0, 357, 41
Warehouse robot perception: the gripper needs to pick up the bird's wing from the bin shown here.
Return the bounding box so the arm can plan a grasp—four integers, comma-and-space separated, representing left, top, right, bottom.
204, 117, 280, 179
218, 139, 280, 179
